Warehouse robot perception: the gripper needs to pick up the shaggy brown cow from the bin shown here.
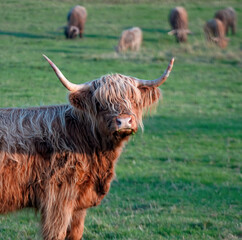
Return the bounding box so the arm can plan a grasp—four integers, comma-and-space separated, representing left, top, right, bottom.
115, 27, 143, 52
0, 56, 174, 240
214, 7, 236, 35
65, 5, 87, 39
168, 7, 191, 42
204, 18, 229, 48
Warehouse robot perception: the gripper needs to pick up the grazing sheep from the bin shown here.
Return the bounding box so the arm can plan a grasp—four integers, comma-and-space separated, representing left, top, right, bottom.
65, 5, 87, 39
214, 7, 236, 35
168, 7, 191, 43
204, 18, 229, 48
116, 27, 142, 52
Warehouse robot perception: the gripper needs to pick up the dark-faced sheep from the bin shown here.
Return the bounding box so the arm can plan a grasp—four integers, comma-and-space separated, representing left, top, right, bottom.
65, 5, 87, 39
168, 7, 191, 43
204, 18, 229, 48
116, 27, 143, 52
215, 7, 236, 35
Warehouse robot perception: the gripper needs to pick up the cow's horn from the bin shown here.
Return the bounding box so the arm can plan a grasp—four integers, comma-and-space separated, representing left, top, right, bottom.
43, 55, 85, 92
186, 29, 192, 34
168, 30, 176, 35
136, 58, 175, 87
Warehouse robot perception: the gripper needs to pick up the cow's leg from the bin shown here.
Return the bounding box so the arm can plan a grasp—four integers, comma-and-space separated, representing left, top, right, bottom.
41, 200, 74, 240
231, 23, 236, 35
225, 25, 229, 35
79, 27, 84, 38
66, 209, 87, 240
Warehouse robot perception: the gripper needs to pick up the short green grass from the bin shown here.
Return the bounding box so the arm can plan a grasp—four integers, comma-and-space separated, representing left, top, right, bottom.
0, 0, 241, 239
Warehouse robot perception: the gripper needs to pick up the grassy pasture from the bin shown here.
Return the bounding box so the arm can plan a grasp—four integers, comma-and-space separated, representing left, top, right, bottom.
0, 0, 241, 239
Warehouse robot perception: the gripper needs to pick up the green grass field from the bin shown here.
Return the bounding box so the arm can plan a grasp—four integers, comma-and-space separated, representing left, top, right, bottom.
0, 0, 241, 239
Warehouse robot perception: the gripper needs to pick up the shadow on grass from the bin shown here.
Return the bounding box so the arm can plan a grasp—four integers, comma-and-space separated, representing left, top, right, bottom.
0, 31, 54, 39
46, 49, 82, 54
142, 27, 169, 34
46, 31, 64, 37
46, 45, 112, 54
85, 34, 119, 40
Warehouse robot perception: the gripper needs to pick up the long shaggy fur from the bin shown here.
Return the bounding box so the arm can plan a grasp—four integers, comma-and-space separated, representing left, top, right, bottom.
204, 18, 228, 48
65, 5, 87, 39
0, 73, 160, 240
169, 6, 189, 42
214, 7, 236, 35
116, 27, 143, 52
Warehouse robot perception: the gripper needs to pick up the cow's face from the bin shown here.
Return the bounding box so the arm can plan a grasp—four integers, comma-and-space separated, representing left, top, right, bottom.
43, 55, 174, 139
217, 38, 228, 48
68, 75, 161, 138
176, 31, 187, 42
115, 44, 125, 53
168, 29, 190, 43
65, 26, 79, 39
92, 75, 141, 137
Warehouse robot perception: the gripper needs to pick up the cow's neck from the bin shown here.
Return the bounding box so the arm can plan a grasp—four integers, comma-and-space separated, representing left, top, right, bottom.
76, 135, 129, 209
68, 108, 131, 161
66, 109, 132, 209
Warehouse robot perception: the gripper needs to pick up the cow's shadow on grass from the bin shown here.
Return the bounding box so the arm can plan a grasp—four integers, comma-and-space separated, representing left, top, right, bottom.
85, 34, 119, 40
47, 45, 112, 54
142, 28, 170, 42
142, 28, 169, 34
0, 31, 55, 39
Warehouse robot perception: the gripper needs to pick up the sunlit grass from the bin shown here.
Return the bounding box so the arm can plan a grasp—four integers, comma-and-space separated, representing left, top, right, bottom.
0, 0, 241, 239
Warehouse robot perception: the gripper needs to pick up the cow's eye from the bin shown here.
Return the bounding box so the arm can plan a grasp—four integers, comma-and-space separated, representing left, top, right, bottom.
95, 102, 106, 112
95, 102, 101, 110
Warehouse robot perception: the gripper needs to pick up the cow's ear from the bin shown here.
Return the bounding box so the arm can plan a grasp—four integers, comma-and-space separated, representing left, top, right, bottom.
138, 86, 161, 108
69, 88, 92, 109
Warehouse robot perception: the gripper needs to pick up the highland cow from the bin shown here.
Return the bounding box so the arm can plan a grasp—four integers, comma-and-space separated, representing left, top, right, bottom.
204, 18, 229, 48
215, 7, 236, 35
168, 6, 191, 43
65, 5, 87, 39
0, 55, 174, 240
116, 27, 143, 52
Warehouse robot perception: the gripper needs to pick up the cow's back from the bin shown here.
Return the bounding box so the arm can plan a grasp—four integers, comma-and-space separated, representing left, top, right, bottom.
69, 5, 87, 30
0, 106, 71, 212
170, 7, 188, 30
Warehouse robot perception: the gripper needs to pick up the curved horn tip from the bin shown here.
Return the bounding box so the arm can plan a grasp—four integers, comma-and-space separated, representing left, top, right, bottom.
162, 57, 175, 80
42, 54, 53, 65
170, 57, 175, 65
168, 30, 176, 35
42, 54, 48, 60
42, 54, 60, 76
167, 57, 175, 72
42, 54, 86, 92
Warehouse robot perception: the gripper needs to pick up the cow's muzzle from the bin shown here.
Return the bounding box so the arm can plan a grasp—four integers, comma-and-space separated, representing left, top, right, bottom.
115, 115, 137, 135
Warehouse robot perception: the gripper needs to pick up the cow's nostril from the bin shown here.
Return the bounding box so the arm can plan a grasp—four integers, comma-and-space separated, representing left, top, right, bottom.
128, 118, 132, 124
116, 119, 122, 126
